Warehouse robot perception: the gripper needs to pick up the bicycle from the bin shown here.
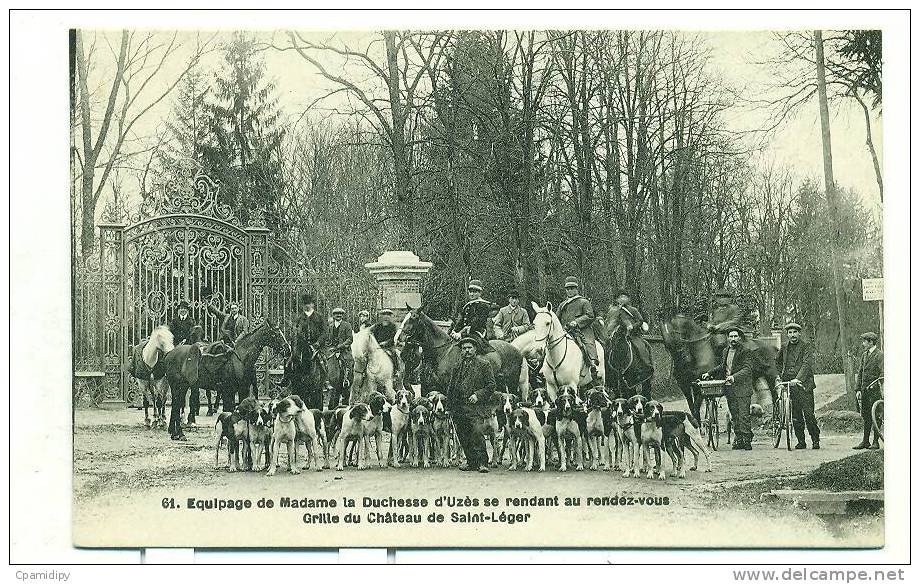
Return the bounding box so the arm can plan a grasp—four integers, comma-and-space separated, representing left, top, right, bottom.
772, 380, 796, 451
865, 377, 884, 443
695, 379, 731, 450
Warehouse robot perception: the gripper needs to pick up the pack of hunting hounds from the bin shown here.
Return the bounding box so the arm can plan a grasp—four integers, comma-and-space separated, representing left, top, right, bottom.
215, 386, 713, 480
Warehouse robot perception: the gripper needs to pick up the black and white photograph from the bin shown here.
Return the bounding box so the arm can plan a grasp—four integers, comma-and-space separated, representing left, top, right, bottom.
8, 9, 911, 564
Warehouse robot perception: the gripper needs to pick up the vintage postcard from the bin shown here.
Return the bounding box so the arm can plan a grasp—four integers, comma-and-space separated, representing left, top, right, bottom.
69, 25, 889, 549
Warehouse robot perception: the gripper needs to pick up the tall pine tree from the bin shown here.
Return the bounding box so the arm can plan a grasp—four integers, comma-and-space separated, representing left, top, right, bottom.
204, 32, 285, 226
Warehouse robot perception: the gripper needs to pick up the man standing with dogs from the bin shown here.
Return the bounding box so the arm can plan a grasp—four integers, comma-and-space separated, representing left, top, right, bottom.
703, 325, 754, 450
448, 336, 501, 473
776, 322, 820, 450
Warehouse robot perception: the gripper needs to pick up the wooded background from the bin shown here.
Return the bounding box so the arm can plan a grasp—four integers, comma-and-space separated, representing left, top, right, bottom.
71, 29, 883, 373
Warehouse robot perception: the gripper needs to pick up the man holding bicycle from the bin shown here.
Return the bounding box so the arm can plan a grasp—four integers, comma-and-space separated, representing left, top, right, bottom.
775, 322, 820, 450
702, 326, 754, 450
855, 331, 883, 450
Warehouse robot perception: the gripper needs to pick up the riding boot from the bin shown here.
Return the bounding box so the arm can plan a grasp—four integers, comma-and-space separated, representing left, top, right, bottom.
589, 361, 602, 385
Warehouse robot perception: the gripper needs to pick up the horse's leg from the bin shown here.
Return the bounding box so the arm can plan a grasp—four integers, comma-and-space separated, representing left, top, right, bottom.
222, 384, 235, 413
168, 384, 187, 440
141, 380, 151, 428
187, 386, 199, 425
205, 389, 215, 416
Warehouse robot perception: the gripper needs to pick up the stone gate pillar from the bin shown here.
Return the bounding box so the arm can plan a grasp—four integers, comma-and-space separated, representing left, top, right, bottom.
364, 251, 432, 320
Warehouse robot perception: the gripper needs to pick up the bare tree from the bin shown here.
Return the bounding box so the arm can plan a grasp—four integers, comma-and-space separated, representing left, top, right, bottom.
73, 30, 212, 256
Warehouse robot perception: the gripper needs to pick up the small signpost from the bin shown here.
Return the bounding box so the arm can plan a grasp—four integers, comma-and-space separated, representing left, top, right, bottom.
862, 278, 884, 346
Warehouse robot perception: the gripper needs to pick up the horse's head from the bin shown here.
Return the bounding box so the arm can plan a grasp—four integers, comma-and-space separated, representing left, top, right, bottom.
263, 318, 292, 358
395, 304, 425, 345
604, 305, 634, 338
530, 301, 557, 343
150, 325, 175, 353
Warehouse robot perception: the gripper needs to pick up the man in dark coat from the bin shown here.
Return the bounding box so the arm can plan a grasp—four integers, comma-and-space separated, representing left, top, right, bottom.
855, 331, 884, 449
556, 276, 601, 383
613, 288, 649, 337
325, 307, 354, 407
704, 326, 754, 450
450, 279, 498, 354
709, 289, 741, 355
369, 308, 400, 371
447, 336, 502, 473
168, 300, 198, 345
776, 322, 819, 449
294, 294, 327, 358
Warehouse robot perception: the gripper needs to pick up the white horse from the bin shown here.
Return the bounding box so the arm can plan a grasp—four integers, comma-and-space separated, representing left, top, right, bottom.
530, 302, 605, 401
350, 327, 398, 403
134, 325, 175, 429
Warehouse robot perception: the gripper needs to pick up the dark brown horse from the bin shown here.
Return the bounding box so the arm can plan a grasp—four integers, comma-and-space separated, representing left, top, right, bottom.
661, 314, 778, 421
164, 319, 290, 441
395, 307, 527, 397
603, 305, 654, 398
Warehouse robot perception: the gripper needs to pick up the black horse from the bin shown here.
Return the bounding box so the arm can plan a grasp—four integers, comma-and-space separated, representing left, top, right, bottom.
603, 305, 654, 398
284, 342, 327, 409
164, 319, 290, 441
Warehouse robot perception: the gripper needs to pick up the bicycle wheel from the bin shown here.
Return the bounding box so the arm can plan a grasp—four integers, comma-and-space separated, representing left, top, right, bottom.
723, 398, 732, 446
772, 397, 783, 449
703, 399, 717, 450
784, 393, 793, 451
713, 399, 721, 450
872, 399, 884, 442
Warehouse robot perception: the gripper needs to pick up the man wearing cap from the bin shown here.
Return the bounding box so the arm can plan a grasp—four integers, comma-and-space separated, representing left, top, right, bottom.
325, 307, 354, 407
492, 290, 532, 341
557, 276, 601, 383
168, 300, 198, 345
450, 279, 498, 354
447, 336, 502, 473
613, 288, 648, 337
207, 301, 250, 346
703, 326, 754, 450
776, 322, 819, 449
855, 331, 883, 450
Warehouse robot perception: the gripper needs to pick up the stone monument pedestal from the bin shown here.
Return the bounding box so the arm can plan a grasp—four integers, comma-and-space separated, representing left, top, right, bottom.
364, 250, 433, 320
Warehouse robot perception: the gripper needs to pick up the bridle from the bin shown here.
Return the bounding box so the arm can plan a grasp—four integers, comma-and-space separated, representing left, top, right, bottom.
534, 312, 571, 373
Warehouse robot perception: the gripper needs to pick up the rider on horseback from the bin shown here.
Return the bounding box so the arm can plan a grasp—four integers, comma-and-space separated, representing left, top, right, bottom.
370, 308, 400, 370
708, 289, 741, 354
556, 276, 602, 384
326, 307, 354, 405
449, 279, 497, 355
294, 293, 327, 359
613, 288, 648, 337
168, 300, 198, 345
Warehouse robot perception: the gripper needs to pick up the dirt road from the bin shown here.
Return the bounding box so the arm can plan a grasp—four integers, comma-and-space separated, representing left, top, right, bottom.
72, 375, 882, 549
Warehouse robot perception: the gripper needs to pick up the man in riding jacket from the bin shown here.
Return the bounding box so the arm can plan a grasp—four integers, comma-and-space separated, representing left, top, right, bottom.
703, 325, 754, 450
207, 301, 250, 346
854, 331, 884, 450
370, 308, 399, 370
448, 336, 502, 473
613, 288, 648, 337
775, 322, 819, 450
450, 279, 498, 354
168, 300, 198, 345
492, 290, 532, 341
294, 294, 327, 358
556, 276, 601, 384
326, 307, 354, 405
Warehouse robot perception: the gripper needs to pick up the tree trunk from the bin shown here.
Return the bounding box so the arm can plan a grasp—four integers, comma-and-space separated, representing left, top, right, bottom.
856, 94, 883, 203
384, 31, 413, 249
814, 30, 855, 395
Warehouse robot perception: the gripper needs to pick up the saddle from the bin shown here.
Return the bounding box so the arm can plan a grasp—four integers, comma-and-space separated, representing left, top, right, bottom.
183, 341, 235, 382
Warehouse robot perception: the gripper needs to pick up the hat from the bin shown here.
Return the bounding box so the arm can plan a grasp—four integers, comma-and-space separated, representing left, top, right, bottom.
726, 325, 746, 336
784, 322, 802, 331
177, 300, 190, 310
564, 276, 579, 288
507, 289, 520, 298
358, 309, 370, 317
378, 308, 394, 316
613, 287, 629, 299
299, 292, 316, 306
458, 336, 479, 349
714, 288, 734, 298
467, 279, 483, 292
860, 332, 879, 342
332, 307, 345, 316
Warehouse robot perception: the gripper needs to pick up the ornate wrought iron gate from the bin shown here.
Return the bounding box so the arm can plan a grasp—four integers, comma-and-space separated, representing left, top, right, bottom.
77, 171, 307, 404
